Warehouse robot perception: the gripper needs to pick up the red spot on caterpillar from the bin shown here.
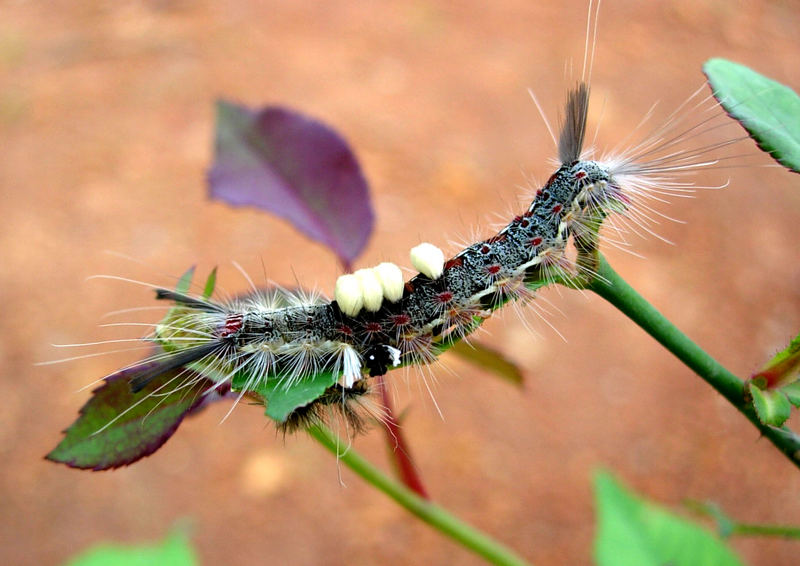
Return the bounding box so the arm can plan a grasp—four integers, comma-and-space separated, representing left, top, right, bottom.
513, 215, 523, 223
529, 236, 543, 247
436, 291, 454, 303
480, 245, 491, 254
520, 219, 530, 228
364, 321, 383, 334
575, 170, 587, 180
487, 233, 507, 244
486, 264, 501, 275
337, 325, 354, 336
444, 257, 463, 269
523, 210, 534, 218
404, 282, 415, 293
551, 204, 563, 214
220, 314, 243, 338
390, 313, 411, 327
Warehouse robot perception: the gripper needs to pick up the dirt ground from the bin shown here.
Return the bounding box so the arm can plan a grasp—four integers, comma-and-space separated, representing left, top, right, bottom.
3, 1, 800, 565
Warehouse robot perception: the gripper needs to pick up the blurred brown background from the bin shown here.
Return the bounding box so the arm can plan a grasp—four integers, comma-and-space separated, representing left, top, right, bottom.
3, 1, 800, 564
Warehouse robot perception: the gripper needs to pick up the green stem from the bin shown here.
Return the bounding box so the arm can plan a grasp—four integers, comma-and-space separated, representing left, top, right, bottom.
586, 254, 800, 470
732, 523, 800, 539
686, 499, 800, 539
307, 423, 532, 566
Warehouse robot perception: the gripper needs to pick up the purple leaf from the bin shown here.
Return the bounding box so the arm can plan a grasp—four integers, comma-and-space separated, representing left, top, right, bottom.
46, 363, 225, 471
208, 101, 374, 267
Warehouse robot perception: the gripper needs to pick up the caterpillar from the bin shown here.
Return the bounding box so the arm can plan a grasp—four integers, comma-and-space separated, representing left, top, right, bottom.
48, 2, 746, 440
91, 78, 736, 435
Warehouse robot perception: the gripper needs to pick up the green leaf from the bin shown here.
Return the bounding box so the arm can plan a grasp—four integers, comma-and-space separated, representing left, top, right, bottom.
749, 384, 792, 427
175, 265, 195, 294
704, 58, 800, 173
781, 381, 800, 408
47, 369, 213, 470
232, 369, 339, 423
65, 530, 197, 566
202, 266, 218, 299
594, 471, 744, 566
448, 340, 523, 386
766, 333, 800, 367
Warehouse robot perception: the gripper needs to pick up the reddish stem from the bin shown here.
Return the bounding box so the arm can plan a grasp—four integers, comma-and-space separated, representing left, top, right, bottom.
376, 376, 429, 499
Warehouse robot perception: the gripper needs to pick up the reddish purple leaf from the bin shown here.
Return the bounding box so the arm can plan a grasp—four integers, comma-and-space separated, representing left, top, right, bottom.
208, 101, 373, 267
46, 363, 226, 471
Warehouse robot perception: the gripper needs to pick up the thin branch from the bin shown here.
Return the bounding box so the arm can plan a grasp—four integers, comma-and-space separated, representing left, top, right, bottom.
686, 500, 800, 540
307, 423, 533, 566
585, 254, 800, 471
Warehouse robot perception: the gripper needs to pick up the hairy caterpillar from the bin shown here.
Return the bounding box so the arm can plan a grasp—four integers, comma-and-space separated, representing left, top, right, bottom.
48, 2, 747, 441
90, 79, 737, 435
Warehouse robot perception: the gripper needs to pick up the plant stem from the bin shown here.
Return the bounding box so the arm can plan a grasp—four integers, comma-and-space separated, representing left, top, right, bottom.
732, 523, 800, 539
687, 499, 800, 539
307, 423, 533, 566
586, 254, 800, 470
